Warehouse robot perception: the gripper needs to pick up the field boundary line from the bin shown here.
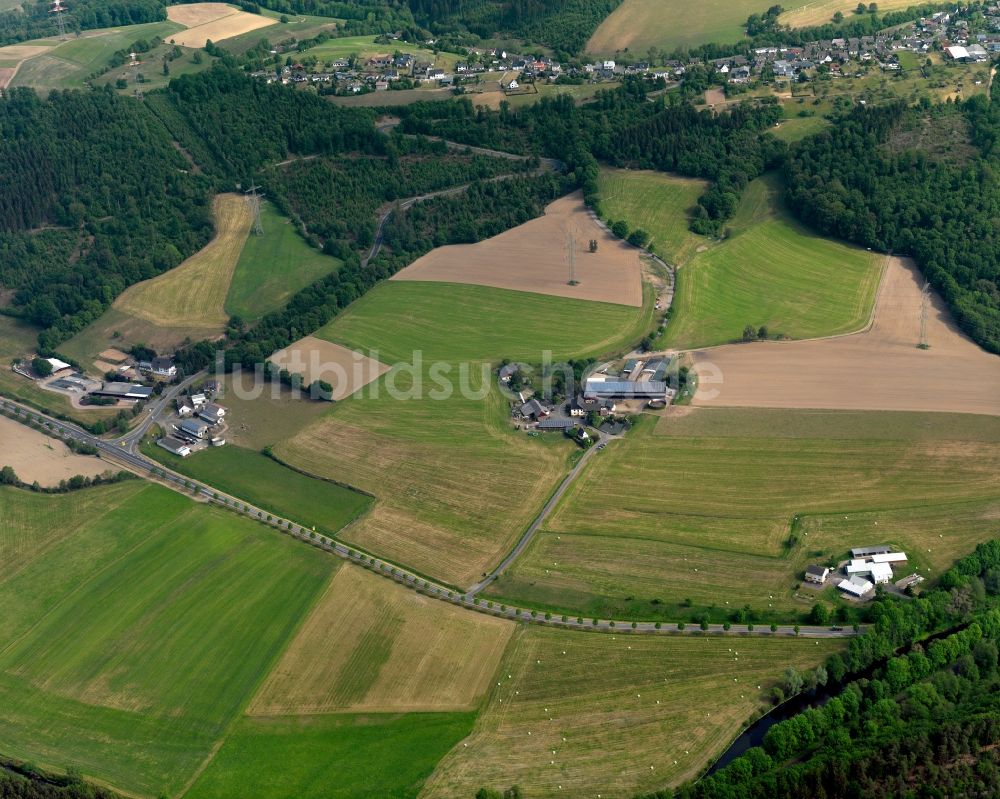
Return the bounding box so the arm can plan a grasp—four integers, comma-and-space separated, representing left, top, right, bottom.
673, 253, 891, 356
0, 394, 864, 638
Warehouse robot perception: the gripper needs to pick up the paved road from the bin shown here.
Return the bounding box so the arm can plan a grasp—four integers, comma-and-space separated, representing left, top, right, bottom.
468, 441, 602, 595
0, 393, 863, 640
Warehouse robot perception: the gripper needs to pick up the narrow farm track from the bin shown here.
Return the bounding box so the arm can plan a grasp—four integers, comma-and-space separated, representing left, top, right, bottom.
0, 393, 862, 639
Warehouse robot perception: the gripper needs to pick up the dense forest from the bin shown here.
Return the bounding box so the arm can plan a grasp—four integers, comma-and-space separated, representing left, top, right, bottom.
632, 539, 1000, 799
396, 81, 785, 233
264, 144, 534, 250
0, 0, 164, 47
406, 0, 623, 56
786, 94, 1000, 354
374, 171, 572, 269
0, 86, 213, 351
158, 66, 383, 182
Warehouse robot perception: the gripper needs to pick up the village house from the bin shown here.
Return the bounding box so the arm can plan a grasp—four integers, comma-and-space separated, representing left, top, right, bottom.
804, 565, 829, 584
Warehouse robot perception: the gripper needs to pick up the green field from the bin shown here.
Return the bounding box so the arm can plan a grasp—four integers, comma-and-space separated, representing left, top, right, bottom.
301, 34, 460, 70
225, 201, 343, 321
422, 627, 844, 797
10, 21, 188, 92
0, 482, 332, 796
185, 713, 476, 799
142, 441, 372, 536
280, 280, 654, 587
663, 174, 882, 349
485, 410, 1000, 622
587, 0, 758, 56
317, 280, 654, 365
596, 168, 709, 266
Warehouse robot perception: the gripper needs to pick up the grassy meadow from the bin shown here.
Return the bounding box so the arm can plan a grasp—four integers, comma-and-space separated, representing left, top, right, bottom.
663, 174, 882, 349
317, 280, 654, 365
275, 366, 575, 588
142, 441, 372, 536
216, 374, 333, 450
250, 565, 513, 715
486, 410, 1000, 622
116, 194, 251, 332
225, 201, 343, 321
0, 482, 333, 796
587, 0, 756, 56
596, 168, 709, 266
279, 279, 656, 587
301, 34, 459, 70
9, 21, 187, 91
421, 627, 844, 798
185, 712, 476, 799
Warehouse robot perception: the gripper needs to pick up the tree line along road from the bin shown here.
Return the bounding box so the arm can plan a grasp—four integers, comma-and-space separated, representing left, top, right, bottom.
0, 392, 862, 640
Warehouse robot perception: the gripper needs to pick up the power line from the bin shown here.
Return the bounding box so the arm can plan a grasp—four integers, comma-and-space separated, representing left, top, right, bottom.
49, 0, 67, 41
245, 185, 264, 235
128, 52, 143, 100
566, 223, 577, 286
918, 281, 931, 349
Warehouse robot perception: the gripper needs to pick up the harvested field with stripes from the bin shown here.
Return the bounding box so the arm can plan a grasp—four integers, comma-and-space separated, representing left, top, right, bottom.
115, 194, 251, 333
421, 628, 844, 798
250, 565, 513, 715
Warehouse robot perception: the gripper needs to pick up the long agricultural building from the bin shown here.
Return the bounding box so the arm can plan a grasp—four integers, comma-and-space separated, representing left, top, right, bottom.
90, 382, 154, 400
584, 378, 668, 400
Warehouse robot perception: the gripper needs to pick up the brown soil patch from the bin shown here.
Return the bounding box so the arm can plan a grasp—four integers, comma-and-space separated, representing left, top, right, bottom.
392, 192, 643, 306
166, 3, 276, 47
0, 44, 53, 60
165, 2, 234, 26
268, 336, 389, 399
98, 348, 129, 363
249, 565, 512, 715
690, 257, 1000, 415
0, 416, 112, 486
92, 360, 118, 375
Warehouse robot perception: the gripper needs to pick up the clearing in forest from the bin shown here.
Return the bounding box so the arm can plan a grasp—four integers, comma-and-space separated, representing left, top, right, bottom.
225, 200, 343, 321
165, 3, 276, 48
420, 628, 844, 798
690, 257, 1000, 415
392, 193, 644, 308
114, 193, 251, 332
250, 565, 512, 715
664, 174, 882, 349
596, 168, 708, 266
